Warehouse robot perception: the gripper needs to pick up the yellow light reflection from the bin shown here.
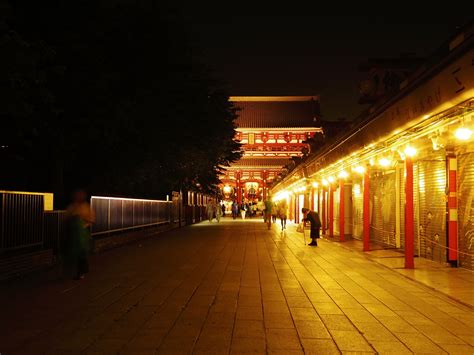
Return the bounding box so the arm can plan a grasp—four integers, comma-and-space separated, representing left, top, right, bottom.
338, 171, 349, 179
404, 146, 417, 157
379, 158, 391, 167
353, 166, 365, 174
455, 127, 472, 140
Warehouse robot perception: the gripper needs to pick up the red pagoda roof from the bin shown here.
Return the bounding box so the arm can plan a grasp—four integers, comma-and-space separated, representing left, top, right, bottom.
231, 96, 320, 129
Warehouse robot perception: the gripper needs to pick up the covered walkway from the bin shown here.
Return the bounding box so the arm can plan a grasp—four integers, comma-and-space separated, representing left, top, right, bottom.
1, 219, 473, 354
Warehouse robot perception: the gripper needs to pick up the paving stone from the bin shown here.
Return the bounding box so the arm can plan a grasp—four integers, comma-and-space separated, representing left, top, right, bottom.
294, 319, 331, 339
236, 306, 263, 320
264, 312, 295, 329
157, 335, 197, 354
286, 296, 313, 308
313, 302, 344, 315
375, 315, 417, 333
363, 303, 397, 317
266, 328, 302, 350
205, 311, 236, 328
457, 333, 474, 346
329, 330, 374, 352
354, 322, 398, 341
230, 337, 266, 353
394, 332, 448, 354
437, 343, 474, 354
194, 325, 232, 352
83, 338, 127, 352
368, 340, 411, 354
263, 300, 291, 314
233, 319, 265, 338
320, 314, 357, 331
238, 294, 262, 307
267, 350, 304, 355
290, 307, 320, 321
413, 323, 467, 345
300, 338, 340, 354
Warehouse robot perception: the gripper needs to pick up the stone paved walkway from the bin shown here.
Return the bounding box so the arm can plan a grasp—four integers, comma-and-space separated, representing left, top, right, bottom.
1, 219, 473, 354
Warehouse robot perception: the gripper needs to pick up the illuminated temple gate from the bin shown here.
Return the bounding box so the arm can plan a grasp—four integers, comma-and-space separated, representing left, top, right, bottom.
221, 96, 322, 203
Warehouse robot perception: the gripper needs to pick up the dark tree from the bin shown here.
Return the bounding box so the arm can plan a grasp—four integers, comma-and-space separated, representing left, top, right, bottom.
1, 0, 241, 206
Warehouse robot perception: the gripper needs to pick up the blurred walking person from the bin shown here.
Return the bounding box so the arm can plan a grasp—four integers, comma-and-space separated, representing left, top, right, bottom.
206, 200, 216, 222
64, 189, 95, 280
278, 200, 288, 230
216, 201, 223, 222
264, 197, 273, 230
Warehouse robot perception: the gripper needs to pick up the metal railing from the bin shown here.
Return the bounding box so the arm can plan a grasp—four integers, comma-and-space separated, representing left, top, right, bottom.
43, 210, 68, 255
1, 191, 46, 251
90, 196, 172, 237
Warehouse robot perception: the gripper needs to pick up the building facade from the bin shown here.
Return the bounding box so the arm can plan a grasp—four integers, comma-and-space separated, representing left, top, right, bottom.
271, 24, 474, 269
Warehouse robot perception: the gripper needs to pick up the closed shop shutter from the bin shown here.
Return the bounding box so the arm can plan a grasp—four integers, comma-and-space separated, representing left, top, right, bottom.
458, 152, 474, 270
416, 149, 447, 263
352, 177, 364, 240
371, 169, 397, 247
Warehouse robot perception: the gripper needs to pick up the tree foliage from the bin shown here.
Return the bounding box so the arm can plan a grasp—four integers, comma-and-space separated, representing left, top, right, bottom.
0, 0, 241, 205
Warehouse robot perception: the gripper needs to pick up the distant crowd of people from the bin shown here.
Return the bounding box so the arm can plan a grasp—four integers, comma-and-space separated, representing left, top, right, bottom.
205, 198, 289, 231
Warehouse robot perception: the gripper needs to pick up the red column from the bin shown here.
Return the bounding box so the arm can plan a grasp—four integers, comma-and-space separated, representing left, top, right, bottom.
339, 179, 345, 242
311, 188, 315, 210
447, 156, 458, 266
363, 168, 370, 251
405, 157, 415, 269
329, 185, 334, 238
322, 188, 326, 233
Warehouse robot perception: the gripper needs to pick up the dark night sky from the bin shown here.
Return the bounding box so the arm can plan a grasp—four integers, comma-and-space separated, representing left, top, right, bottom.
183, 12, 472, 121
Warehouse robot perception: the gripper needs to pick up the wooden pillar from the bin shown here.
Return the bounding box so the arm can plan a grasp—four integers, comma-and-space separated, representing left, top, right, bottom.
405, 157, 415, 269
363, 167, 370, 251
447, 155, 458, 266
339, 179, 345, 242
329, 185, 334, 238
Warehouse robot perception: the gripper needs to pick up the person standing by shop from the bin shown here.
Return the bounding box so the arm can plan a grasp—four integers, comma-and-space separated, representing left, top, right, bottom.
302, 207, 321, 246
